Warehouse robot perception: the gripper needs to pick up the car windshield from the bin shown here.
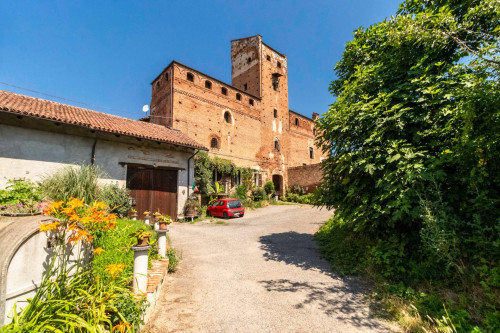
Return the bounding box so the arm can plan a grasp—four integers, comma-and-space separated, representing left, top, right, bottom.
227, 200, 242, 209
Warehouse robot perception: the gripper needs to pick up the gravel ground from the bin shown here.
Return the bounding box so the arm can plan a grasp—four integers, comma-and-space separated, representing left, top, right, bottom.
142, 204, 392, 333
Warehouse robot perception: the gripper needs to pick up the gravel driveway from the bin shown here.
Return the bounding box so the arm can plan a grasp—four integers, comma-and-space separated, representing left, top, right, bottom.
143, 204, 391, 333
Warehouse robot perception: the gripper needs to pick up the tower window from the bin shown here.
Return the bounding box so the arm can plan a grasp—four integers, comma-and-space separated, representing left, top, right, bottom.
244, 83, 248, 91
187, 72, 194, 82
247, 57, 251, 64
266, 55, 271, 61
236, 93, 241, 101
156, 81, 161, 90
224, 111, 231, 123
272, 73, 281, 91
249, 99, 254, 106
274, 138, 280, 152
295, 118, 299, 126
205, 80, 212, 89
274, 109, 278, 118
164, 73, 169, 81
313, 128, 316, 135
210, 137, 219, 149
277, 61, 282, 68
221, 87, 227, 95
309, 147, 314, 159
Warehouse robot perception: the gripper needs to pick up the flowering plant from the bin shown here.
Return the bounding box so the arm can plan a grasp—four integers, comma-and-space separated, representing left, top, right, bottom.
130, 208, 137, 214
155, 213, 172, 224
143, 211, 151, 216
128, 226, 152, 240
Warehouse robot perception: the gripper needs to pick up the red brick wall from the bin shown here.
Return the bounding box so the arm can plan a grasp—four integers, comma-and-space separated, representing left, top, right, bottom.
287, 163, 323, 193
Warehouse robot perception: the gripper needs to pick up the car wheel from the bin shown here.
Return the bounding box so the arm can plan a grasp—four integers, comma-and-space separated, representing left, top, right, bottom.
240, 214, 244, 218
223, 212, 228, 219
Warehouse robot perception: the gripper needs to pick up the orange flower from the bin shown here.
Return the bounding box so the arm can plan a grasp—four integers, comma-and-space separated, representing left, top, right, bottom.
39, 221, 60, 232
79, 216, 93, 224
67, 197, 84, 209
62, 206, 75, 216
93, 247, 105, 255
92, 201, 108, 210
105, 263, 127, 278
112, 322, 130, 332
69, 214, 80, 222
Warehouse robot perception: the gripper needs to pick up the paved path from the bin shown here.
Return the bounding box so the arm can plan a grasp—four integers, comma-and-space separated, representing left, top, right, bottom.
143, 204, 391, 333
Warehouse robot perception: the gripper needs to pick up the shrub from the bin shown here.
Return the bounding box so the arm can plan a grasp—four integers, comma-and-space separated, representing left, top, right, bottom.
233, 185, 248, 201
251, 187, 266, 201
167, 248, 180, 272
40, 165, 101, 204
264, 181, 275, 195
99, 183, 131, 218
0, 179, 41, 205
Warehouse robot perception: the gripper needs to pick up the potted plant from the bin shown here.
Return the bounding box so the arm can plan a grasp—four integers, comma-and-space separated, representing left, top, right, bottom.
156, 213, 172, 230
129, 227, 152, 247
184, 198, 200, 219
143, 211, 151, 224
130, 208, 137, 220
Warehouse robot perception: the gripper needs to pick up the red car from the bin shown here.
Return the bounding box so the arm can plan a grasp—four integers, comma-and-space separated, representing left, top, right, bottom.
206, 198, 245, 218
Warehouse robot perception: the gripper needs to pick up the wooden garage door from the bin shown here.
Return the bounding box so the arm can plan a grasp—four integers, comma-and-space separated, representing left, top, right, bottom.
126, 166, 178, 221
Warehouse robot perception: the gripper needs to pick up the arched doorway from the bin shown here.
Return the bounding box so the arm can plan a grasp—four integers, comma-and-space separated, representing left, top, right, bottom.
272, 174, 283, 197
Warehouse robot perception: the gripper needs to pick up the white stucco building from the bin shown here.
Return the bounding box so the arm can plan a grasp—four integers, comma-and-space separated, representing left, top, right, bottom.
0, 90, 207, 220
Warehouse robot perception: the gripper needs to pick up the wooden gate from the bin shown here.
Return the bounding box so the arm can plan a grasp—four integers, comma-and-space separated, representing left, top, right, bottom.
126, 165, 178, 221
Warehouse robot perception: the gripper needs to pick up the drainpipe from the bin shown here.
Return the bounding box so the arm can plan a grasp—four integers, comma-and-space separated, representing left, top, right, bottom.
187, 150, 199, 197
90, 138, 98, 165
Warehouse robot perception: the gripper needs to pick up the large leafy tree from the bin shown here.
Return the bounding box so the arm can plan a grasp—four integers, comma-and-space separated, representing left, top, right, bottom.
317, 0, 499, 281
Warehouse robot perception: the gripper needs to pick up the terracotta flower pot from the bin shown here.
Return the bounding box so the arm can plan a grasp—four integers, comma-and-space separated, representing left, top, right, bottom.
136, 236, 149, 247
159, 221, 168, 230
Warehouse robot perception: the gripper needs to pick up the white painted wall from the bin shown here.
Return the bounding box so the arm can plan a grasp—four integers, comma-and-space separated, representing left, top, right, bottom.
0, 124, 194, 217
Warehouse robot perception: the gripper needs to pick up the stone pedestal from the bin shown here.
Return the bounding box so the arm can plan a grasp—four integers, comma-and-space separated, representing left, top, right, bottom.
157, 229, 168, 258
131, 245, 151, 293
144, 216, 150, 225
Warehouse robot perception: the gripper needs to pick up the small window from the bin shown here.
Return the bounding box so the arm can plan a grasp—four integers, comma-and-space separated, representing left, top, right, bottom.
266, 55, 271, 61
210, 137, 219, 149
164, 73, 169, 81
272, 74, 280, 91
274, 139, 280, 152
313, 128, 316, 135
205, 80, 212, 89
247, 57, 251, 64
236, 93, 241, 101
274, 109, 278, 118
187, 72, 194, 82
277, 61, 281, 68
309, 147, 314, 159
221, 87, 227, 95
156, 81, 161, 90
244, 83, 248, 91
249, 99, 254, 106
295, 118, 299, 126
224, 111, 231, 123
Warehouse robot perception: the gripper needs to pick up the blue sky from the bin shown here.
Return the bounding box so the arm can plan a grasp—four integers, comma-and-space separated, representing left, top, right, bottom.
0, 0, 401, 120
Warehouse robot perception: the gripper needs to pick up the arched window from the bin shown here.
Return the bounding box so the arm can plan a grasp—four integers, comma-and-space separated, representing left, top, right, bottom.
309, 147, 314, 159
274, 138, 280, 152
295, 118, 299, 126
249, 99, 254, 106
244, 83, 248, 91
210, 137, 219, 149
221, 87, 227, 95
224, 111, 231, 124
156, 81, 161, 90
187, 72, 194, 82
313, 128, 316, 135
236, 93, 241, 101
205, 80, 212, 89
274, 108, 278, 118
164, 73, 169, 81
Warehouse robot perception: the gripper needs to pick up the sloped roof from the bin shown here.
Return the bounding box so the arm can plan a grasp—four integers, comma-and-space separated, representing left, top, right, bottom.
0, 90, 207, 150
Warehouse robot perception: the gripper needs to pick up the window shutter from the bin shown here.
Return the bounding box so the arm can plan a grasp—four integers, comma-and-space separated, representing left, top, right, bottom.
258, 174, 262, 187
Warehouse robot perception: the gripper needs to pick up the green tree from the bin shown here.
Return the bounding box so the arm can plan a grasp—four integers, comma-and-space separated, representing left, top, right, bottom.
316, 0, 499, 329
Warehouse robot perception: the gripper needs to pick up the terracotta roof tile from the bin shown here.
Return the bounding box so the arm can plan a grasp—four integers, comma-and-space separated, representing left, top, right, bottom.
0, 90, 207, 150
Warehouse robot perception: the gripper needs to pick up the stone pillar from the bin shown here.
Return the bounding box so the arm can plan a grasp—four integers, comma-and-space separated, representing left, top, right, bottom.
157, 229, 168, 258
144, 216, 150, 225
131, 245, 151, 293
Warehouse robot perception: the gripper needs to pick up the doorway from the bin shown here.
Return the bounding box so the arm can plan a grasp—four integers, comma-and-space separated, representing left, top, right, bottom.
272, 174, 283, 197
126, 165, 178, 220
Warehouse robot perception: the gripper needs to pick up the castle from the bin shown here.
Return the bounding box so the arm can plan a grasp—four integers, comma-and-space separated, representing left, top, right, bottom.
147, 35, 326, 195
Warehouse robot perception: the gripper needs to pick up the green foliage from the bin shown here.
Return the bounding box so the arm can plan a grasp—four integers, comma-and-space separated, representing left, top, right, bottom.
0, 179, 41, 206
315, 0, 500, 331
92, 219, 156, 283
167, 248, 180, 273
283, 193, 315, 205
40, 165, 101, 204
233, 185, 248, 201
99, 183, 131, 218
263, 181, 275, 195
251, 187, 266, 201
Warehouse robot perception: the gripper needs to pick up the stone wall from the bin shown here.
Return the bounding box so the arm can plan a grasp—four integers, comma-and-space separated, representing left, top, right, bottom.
287, 163, 323, 193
